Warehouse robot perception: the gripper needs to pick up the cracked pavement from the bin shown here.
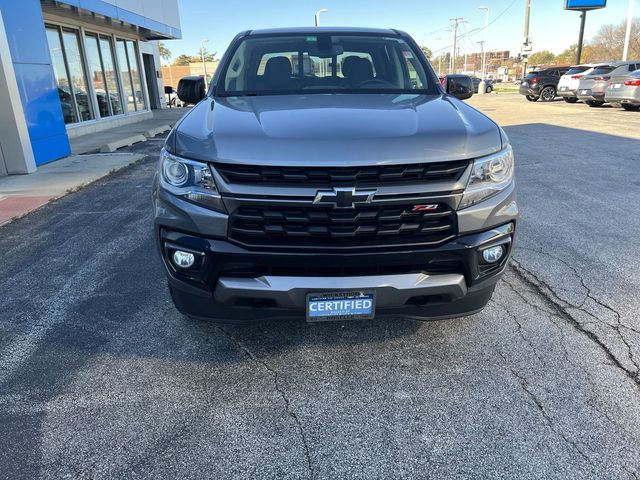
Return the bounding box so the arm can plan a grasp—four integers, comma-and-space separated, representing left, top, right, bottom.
1, 95, 640, 479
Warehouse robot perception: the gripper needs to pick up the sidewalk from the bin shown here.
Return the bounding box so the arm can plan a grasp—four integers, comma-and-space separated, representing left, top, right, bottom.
70, 107, 187, 155
0, 107, 188, 226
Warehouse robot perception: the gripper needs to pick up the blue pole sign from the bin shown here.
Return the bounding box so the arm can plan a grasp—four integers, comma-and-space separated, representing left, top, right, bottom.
565, 0, 607, 11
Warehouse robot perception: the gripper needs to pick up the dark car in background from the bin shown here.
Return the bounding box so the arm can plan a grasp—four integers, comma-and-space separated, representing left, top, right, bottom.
471, 77, 493, 93
519, 67, 570, 102
577, 61, 640, 107
605, 69, 640, 111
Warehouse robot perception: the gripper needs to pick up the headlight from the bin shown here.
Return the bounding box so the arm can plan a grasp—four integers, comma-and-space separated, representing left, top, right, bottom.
459, 145, 514, 209
159, 149, 225, 212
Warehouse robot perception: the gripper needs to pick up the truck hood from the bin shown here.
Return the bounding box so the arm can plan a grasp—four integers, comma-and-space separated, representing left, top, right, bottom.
171, 94, 502, 166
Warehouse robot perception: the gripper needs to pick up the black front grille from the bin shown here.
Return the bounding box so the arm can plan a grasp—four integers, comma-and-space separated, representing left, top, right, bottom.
229, 203, 456, 248
216, 160, 469, 186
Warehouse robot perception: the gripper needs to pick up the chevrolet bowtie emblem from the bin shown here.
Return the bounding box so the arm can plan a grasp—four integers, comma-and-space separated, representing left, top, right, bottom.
313, 187, 377, 209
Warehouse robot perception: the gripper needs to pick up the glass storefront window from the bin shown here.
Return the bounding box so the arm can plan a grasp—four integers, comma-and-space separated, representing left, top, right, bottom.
116, 39, 147, 112
85, 33, 124, 118
45, 26, 93, 124
85, 33, 111, 118
46, 24, 147, 123
61, 29, 93, 121
99, 36, 123, 115
116, 39, 137, 112
126, 40, 146, 110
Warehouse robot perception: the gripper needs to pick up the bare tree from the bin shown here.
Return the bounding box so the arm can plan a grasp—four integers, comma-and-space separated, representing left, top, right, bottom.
589, 18, 640, 61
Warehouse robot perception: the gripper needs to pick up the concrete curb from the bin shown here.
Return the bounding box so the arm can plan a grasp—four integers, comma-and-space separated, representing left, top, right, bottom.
99, 134, 147, 153
144, 124, 171, 138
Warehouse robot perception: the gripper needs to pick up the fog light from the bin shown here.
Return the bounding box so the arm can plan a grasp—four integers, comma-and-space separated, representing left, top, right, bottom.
172, 250, 195, 268
482, 245, 504, 264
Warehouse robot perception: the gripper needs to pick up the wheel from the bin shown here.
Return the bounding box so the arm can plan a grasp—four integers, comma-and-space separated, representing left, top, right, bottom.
486, 86, 492, 93
525, 95, 539, 102
539, 86, 556, 102
586, 100, 605, 107
563, 97, 578, 103
622, 104, 640, 111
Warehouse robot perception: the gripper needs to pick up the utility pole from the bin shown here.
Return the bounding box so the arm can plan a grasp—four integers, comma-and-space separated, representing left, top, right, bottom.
623, 0, 636, 61
449, 18, 464, 74
479, 6, 489, 79
522, 0, 532, 78
477, 41, 485, 75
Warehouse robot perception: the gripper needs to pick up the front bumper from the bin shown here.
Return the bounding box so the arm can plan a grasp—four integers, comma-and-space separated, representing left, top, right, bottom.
157, 222, 516, 322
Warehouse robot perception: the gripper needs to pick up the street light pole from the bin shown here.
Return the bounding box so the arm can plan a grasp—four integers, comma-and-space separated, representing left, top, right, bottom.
315, 9, 328, 27
522, 0, 532, 78
200, 38, 209, 83
622, 0, 636, 61
449, 18, 464, 74
479, 6, 489, 79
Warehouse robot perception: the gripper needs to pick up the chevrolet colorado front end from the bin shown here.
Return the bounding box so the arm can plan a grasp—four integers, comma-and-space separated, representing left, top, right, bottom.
153, 27, 518, 323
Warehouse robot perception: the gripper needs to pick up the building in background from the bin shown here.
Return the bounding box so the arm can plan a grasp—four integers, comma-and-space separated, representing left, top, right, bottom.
463, 50, 511, 76
0, 0, 181, 176
161, 61, 219, 93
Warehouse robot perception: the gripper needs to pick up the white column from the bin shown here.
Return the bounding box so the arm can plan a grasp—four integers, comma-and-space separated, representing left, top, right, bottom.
622, 0, 636, 61
0, 9, 36, 174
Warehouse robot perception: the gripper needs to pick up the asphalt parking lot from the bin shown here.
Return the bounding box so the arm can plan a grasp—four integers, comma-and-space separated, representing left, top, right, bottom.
1, 93, 639, 479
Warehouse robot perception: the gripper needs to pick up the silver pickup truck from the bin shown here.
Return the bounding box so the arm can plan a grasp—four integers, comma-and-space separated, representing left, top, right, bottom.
153, 27, 517, 323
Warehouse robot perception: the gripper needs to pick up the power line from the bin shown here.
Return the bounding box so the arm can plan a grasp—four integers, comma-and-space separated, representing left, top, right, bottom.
428, 0, 519, 56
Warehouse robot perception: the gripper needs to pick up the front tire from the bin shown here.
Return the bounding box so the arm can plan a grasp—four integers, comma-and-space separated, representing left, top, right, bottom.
563, 97, 578, 103
525, 95, 539, 102
539, 86, 556, 102
586, 100, 605, 107
622, 104, 640, 111
486, 86, 492, 93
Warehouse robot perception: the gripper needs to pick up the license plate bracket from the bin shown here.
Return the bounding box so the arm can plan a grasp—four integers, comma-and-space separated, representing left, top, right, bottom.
306, 291, 376, 322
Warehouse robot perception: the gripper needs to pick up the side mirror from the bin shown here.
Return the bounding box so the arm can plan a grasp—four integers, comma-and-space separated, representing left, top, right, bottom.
445, 75, 474, 100
177, 76, 206, 104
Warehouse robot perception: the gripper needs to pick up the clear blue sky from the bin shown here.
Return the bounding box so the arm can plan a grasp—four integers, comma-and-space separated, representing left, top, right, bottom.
166, 0, 633, 61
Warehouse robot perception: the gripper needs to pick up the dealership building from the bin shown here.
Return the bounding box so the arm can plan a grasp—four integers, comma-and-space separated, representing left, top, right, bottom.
0, 0, 181, 176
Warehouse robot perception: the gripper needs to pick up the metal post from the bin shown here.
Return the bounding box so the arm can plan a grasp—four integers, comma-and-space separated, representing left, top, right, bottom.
315, 9, 328, 27
450, 18, 463, 74
200, 38, 209, 83
576, 10, 587, 64
479, 6, 489, 79
478, 41, 486, 94
522, 0, 531, 77
623, 0, 636, 61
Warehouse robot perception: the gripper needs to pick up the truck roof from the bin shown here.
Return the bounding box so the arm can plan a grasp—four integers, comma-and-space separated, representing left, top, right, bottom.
247, 26, 400, 36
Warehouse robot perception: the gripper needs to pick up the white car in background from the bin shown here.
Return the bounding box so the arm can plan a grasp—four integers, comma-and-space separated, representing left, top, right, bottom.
557, 64, 606, 103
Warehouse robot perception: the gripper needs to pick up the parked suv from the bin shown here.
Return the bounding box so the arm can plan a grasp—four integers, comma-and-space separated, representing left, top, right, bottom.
577, 61, 640, 107
154, 27, 517, 323
519, 67, 570, 102
557, 64, 601, 103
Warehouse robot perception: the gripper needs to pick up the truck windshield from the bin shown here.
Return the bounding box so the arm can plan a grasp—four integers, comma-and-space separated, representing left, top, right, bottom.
217, 33, 436, 96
